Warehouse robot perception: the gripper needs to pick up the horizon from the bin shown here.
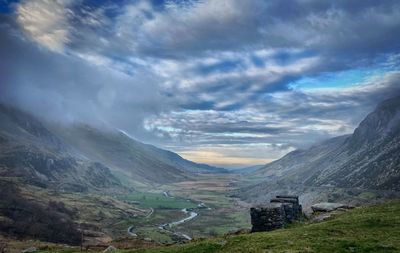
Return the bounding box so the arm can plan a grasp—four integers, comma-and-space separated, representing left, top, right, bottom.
1, 0, 400, 168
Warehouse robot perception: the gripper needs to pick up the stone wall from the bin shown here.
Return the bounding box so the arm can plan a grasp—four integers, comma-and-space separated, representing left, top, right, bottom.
250, 195, 302, 232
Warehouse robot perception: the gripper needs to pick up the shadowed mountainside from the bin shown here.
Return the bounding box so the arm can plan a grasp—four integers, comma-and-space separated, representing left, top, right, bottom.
50, 124, 227, 185
0, 104, 122, 192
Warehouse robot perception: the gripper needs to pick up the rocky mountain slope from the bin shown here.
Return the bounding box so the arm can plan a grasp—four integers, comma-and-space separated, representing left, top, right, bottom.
238, 96, 400, 208
249, 95, 400, 191
0, 104, 122, 192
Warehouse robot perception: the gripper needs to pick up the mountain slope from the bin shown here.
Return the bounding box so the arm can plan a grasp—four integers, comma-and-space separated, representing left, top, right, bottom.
51, 124, 191, 184
232, 165, 264, 174
49, 124, 227, 185
0, 103, 226, 187
250, 95, 400, 191
123, 133, 228, 174
0, 104, 121, 192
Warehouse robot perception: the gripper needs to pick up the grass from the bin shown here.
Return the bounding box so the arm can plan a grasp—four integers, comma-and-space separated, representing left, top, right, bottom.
126, 200, 400, 253
173, 207, 250, 238
119, 192, 198, 209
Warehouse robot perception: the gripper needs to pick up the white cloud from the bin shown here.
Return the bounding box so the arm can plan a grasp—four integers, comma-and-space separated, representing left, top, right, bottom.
16, 0, 73, 52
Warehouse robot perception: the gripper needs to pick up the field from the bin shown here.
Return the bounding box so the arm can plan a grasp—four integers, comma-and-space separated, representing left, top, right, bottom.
162, 175, 251, 238
118, 192, 198, 209
111, 176, 251, 243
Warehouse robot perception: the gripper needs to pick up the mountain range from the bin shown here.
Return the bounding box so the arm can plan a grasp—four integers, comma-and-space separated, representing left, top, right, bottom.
0, 104, 226, 192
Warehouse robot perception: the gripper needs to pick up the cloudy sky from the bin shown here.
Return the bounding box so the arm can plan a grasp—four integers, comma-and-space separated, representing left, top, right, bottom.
1, 0, 400, 168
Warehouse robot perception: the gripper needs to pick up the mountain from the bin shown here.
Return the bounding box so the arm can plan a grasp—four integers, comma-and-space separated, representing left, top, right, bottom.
238, 96, 400, 208
129, 136, 228, 174
53, 125, 228, 184
0, 104, 159, 244
231, 165, 264, 174
0, 104, 122, 192
0, 103, 226, 188
50, 124, 228, 184
50, 124, 192, 184
249, 135, 349, 183
250, 95, 400, 191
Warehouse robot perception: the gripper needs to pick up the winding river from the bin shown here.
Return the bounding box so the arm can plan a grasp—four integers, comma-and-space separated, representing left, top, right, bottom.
128, 192, 208, 241
158, 208, 199, 240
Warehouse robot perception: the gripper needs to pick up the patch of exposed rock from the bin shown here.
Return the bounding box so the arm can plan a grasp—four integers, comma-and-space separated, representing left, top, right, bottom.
311, 202, 354, 212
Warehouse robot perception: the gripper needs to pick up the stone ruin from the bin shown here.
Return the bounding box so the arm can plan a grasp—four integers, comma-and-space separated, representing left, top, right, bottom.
250, 195, 302, 232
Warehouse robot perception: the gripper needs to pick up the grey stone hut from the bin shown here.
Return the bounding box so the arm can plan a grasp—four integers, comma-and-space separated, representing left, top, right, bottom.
250, 195, 302, 232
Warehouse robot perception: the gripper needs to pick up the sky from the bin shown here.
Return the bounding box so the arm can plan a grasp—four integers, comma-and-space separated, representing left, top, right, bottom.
0, 0, 400, 168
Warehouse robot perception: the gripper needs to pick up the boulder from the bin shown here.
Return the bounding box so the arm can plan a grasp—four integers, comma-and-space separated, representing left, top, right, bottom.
311, 202, 348, 212
21, 247, 37, 253
103, 245, 117, 252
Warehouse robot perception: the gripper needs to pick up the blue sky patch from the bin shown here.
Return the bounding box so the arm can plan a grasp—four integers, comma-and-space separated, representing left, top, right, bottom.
289, 68, 388, 91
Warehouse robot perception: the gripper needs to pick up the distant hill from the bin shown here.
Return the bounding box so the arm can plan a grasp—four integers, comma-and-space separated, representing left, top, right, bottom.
231, 165, 264, 174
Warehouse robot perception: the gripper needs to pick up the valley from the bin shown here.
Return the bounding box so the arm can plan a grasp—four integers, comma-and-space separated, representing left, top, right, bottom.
2, 2, 400, 252
0, 175, 251, 252
109, 175, 250, 245
1, 95, 400, 252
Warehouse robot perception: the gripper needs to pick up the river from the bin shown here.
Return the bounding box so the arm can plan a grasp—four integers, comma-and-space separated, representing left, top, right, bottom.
128, 192, 208, 241
158, 208, 198, 240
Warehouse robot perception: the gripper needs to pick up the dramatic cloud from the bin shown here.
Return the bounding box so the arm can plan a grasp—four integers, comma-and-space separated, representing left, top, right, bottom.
16, 0, 72, 52
0, 19, 171, 140
1, 0, 400, 167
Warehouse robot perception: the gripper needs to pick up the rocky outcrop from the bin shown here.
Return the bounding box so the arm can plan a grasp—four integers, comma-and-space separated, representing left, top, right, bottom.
21, 247, 37, 253
310, 202, 355, 222
250, 195, 302, 232
103, 245, 117, 252
311, 202, 352, 212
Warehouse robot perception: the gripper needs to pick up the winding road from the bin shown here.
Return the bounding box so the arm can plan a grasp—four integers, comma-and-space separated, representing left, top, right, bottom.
127, 207, 153, 237
127, 225, 137, 237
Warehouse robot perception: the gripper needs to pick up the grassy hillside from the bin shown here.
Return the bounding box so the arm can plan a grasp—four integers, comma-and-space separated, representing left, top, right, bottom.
129, 200, 400, 253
